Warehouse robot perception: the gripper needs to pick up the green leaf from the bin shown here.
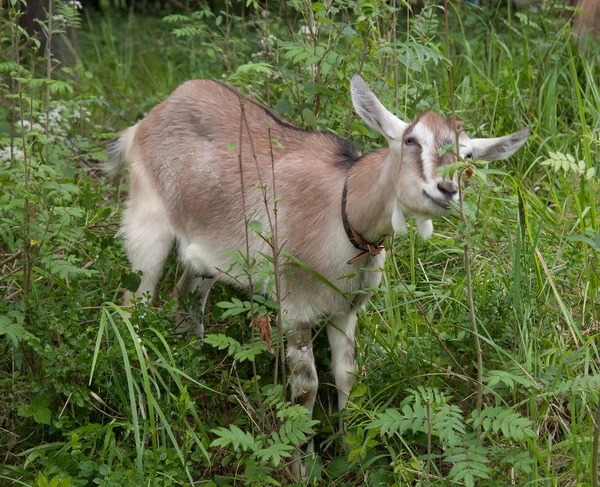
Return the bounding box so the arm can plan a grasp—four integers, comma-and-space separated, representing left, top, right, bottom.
306, 454, 323, 483
231, 62, 273, 77
540, 151, 586, 176
171, 26, 203, 38
204, 334, 242, 356
564, 234, 599, 250
254, 442, 293, 466
350, 382, 367, 398
485, 369, 537, 391
248, 220, 263, 233
41, 255, 96, 280
304, 81, 321, 94
326, 456, 349, 477
19, 395, 53, 425
469, 406, 535, 441
210, 424, 256, 452
275, 99, 292, 114
0, 311, 32, 348
122, 271, 141, 293
234, 343, 268, 362
35, 473, 49, 487
349, 121, 370, 136
301, 108, 318, 129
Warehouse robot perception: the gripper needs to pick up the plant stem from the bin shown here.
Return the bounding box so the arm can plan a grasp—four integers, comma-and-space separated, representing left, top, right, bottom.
443, 0, 483, 423
268, 126, 287, 397
236, 102, 265, 413
593, 397, 600, 487
45, 0, 53, 163
15, 34, 31, 296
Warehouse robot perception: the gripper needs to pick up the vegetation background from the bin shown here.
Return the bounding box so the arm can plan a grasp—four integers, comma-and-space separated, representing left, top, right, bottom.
1, 0, 599, 485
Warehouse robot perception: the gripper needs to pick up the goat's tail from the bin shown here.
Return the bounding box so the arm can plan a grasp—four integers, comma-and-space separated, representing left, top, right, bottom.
104, 124, 138, 178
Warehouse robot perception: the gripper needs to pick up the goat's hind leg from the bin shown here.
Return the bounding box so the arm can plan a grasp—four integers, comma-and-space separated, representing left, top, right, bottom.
172, 267, 214, 338
121, 200, 173, 308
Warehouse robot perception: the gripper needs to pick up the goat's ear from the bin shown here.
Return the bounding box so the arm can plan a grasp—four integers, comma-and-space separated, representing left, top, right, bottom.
470, 128, 531, 161
350, 74, 408, 142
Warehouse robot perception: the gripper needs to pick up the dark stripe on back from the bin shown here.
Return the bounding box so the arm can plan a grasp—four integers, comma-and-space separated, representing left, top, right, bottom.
254, 102, 307, 132
212, 79, 361, 170
335, 137, 361, 169
214, 80, 305, 132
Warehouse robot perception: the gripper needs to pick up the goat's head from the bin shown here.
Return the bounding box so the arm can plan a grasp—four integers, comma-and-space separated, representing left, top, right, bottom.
350, 74, 530, 238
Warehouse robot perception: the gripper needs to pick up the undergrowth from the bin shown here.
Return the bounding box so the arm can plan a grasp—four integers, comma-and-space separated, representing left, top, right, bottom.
1, 0, 599, 486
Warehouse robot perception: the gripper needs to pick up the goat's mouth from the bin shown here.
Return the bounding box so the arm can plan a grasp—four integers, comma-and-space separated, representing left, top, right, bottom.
423, 190, 451, 210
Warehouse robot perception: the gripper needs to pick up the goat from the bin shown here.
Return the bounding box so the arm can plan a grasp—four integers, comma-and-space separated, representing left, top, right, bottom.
573, 0, 600, 50
108, 74, 529, 458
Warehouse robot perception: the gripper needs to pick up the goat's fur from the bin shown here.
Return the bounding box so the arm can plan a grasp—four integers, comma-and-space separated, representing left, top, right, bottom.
573, 0, 600, 50
109, 75, 530, 471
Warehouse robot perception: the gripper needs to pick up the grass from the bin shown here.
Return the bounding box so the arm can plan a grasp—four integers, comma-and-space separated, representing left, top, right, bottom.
1, 0, 600, 485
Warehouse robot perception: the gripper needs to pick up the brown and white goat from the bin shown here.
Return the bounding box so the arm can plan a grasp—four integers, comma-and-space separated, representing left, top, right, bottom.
108, 75, 529, 422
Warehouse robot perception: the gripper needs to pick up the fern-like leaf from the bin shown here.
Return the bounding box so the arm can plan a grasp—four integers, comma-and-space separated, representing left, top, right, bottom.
551, 375, 600, 396
445, 435, 491, 487
204, 334, 242, 356
469, 406, 535, 442
234, 343, 268, 362
434, 403, 465, 447
210, 425, 256, 453
541, 151, 595, 178
485, 369, 538, 392
254, 442, 294, 466
170, 26, 204, 38
162, 14, 191, 23
274, 403, 318, 445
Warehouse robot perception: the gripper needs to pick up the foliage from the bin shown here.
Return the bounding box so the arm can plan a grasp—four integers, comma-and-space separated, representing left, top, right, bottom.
1, 0, 600, 485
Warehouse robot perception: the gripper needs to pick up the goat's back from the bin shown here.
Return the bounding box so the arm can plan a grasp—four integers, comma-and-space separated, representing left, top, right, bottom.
115, 80, 378, 290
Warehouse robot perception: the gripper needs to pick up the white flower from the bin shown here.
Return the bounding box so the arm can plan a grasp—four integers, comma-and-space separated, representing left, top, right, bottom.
298, 25, 314, 36
52, 13, 67, 24
0, 147, 24, 163
64, 0, 83, 9
14, 102, 93, 143
259, 34, 277, 53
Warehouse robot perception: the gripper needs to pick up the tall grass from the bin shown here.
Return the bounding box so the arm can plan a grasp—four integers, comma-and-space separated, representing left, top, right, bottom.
1, 0, 599, 485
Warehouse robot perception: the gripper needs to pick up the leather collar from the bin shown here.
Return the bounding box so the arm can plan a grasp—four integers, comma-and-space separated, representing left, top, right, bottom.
341, 180, 384, 265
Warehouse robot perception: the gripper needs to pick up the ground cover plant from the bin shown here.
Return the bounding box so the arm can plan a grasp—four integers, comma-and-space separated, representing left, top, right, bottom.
1, 0, 599, 485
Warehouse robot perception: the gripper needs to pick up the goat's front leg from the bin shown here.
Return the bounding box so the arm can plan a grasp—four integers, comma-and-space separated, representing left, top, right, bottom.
327, 313, 358, 411
287, 322, 318, 416
286, 322, 318, 478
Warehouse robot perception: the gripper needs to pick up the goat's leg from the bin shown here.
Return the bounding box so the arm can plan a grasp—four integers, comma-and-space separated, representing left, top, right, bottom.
121, 203, 173, 307
327, 313, 358, 412
286, 322, 318, 478
287, 323, 318, 414
172, 268, 214, 338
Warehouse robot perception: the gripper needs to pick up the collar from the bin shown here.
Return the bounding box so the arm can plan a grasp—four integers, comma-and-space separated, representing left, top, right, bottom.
341, 180, 385, 265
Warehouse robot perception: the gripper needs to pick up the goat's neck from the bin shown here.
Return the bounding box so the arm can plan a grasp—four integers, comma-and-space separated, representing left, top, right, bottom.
345, 148, 399, 243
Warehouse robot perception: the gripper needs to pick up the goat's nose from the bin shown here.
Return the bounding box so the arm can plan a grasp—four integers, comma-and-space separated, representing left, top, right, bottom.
437, 180, 458, 198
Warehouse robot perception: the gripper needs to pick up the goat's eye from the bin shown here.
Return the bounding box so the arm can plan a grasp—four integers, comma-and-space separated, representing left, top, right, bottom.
405, 137, 416, 146
466, 152, 473, 159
